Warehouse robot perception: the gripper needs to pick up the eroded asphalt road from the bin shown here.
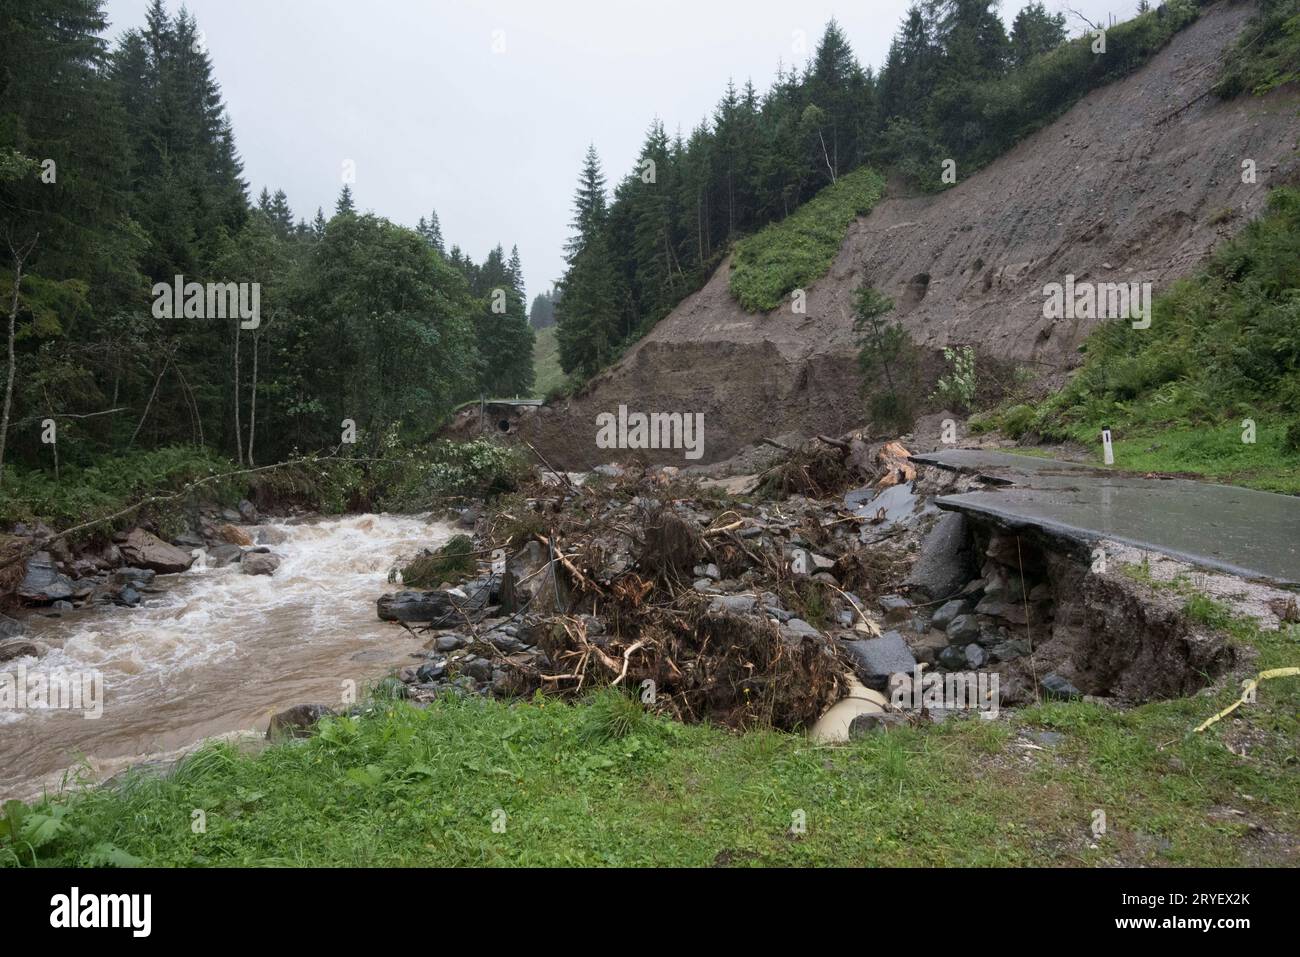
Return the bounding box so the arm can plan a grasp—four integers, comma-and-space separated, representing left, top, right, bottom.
912, 450, 1300, 588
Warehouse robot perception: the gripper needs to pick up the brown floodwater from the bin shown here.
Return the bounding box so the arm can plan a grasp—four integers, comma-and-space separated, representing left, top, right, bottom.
1, 513, 452, 801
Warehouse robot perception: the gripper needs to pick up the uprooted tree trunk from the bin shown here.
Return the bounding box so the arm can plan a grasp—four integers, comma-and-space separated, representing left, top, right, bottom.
635, 508, 702, 583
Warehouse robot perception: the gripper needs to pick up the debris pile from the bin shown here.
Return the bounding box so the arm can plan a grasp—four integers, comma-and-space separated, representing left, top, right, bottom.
379, 445, 940, 730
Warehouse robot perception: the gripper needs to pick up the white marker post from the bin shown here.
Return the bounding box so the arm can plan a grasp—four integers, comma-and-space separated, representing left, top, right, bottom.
1101, 427, 1114, 466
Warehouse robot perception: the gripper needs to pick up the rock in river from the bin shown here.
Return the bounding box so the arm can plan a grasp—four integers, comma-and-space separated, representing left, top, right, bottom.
18, 552, 75, 603
240, 552, 282, 576
117, 528, 196, 574
377, 589, 455, 622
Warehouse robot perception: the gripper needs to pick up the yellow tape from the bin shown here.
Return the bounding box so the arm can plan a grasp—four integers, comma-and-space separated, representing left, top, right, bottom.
1193, 667, 1300, 733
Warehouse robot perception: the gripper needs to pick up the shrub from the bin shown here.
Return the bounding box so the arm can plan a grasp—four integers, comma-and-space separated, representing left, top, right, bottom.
932, 346, 977, 412
402, 534, 475, 586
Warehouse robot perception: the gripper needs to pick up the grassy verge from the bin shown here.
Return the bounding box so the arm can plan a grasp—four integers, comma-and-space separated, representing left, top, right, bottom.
729, 166, 885, 313
5, 615, 1296, 868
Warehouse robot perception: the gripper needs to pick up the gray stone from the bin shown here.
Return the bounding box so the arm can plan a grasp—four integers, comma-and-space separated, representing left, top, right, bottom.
710, 594, 757, 615
484, 631, 526, 654
848, 712, 908, 737
0, 614, 23, 639
964, 643, 988, 668
878, 594, 912, 621
256, 526, 288, 546
930, 598, 968, 631
434, 634, 465, 653
842, 631, 916, 683
1041, 673, 1083, 700
18, 552, 74, 603
780, 618, 822, 640
207, 543, 243, 567
238, 499, 259, 523
990, 638, 1032, 662
416, 660, 447, 683
117, 528, 195, 574
938, 645, 968, 670
945, 613, 981, 644
377, 589, 454, 622
903, 511, 975, 601
459, 657, 494, 682
266, 704, 335, 740
111, 566, 156, 586
241, 552, 282, 576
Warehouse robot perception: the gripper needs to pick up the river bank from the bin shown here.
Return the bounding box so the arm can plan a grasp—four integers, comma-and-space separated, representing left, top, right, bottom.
1, 512, 455, 802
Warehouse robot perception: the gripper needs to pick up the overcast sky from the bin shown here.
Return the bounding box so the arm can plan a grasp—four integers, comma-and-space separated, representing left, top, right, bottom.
102, 0, 1132, 300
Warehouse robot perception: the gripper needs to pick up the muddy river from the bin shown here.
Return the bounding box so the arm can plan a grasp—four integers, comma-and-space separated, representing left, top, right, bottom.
1, 513, 452, 801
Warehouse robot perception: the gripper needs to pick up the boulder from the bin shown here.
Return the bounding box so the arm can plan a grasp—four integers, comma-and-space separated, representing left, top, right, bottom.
240, 552, 282, 576
903, 511, 975, 602
710, 594, 757, 615
0, 639, 42, 663
18, 552, 75, 603
237, 499, 259, 523
0, 613, 23, 639
848, 711, 909, 737
207, 543, 244, 567
1041, 673, 1083, 700
266, 704, 336, 740
217, 524, 253, 546
990, 638, 1032, 661
111, 566, 156, 586
842, 631, 917, 688
938, 645, 968, 670
780, 618, 822, 640
117, 529, 195, 574
255, 526, 288, 546
930, 598, 968, 631
878, 594, 912, 621
377, 589, 455, 622
416, 660, 447, 683
945, 613, 981, 644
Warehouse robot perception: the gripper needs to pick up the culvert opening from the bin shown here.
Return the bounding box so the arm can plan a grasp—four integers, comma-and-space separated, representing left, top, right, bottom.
908, 518, 1236, 707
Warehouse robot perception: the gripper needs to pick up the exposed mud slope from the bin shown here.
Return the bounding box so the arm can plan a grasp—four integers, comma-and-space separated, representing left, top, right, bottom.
523, 1, 1300, 468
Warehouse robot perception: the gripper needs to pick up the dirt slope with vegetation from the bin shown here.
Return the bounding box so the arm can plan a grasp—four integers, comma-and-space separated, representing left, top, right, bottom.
523, 1, 1300, 468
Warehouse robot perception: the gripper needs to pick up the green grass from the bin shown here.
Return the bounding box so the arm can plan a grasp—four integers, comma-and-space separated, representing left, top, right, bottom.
729, 166, 885, 313
531, 325, 566, 399
1008, 422, 1300, 494
5, 623, 1297, 867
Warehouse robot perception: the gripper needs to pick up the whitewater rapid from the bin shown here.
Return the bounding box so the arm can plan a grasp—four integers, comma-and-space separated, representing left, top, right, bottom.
1, 513, 453, 801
